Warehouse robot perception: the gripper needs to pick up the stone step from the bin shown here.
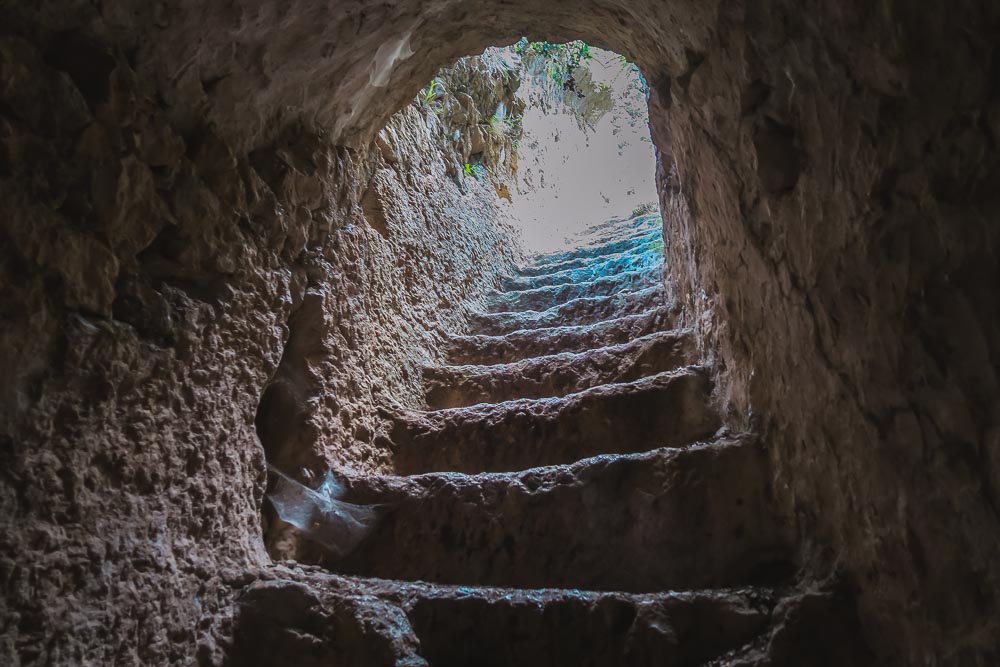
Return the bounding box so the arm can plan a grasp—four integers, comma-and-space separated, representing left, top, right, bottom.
425, 329, 696, 409
485, 266, 659, 314
572, 212, 661, 246
445, 307, 674, 366
514, 244, 648, 280
527, 228, 661, 270
338, 436, 794, 593
517, 229, 660, 278
502, 245, 661, 291
469, 285, 665, 336
394, 582, 779, 667
390, 367, 720, 474
541, 218, 661, 266
236, 574, 782, 667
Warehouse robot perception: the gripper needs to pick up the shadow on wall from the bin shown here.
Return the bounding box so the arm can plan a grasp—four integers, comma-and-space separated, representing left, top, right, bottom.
1, 1, 998, 664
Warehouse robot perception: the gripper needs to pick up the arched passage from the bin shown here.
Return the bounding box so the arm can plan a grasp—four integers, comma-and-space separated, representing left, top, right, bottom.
137, 1, 712, 147
1, 1, 999, 664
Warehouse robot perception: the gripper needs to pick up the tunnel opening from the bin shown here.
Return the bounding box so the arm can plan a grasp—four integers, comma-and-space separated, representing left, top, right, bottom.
455, 40, 662, 255
5, 0, 996, 663
249, 37, 805, 666
255, 39, 679, 552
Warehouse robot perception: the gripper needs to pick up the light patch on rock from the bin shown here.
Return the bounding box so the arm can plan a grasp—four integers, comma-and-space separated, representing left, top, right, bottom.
370, 32, 414, 87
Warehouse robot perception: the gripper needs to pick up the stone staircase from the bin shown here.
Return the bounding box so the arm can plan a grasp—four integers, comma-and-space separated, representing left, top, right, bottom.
285, 215, 799, 664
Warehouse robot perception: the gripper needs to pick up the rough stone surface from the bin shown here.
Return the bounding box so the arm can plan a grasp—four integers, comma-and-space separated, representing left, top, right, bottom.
227, 565, 786, 667
651, 5, 1000, 662
340, 437, 794, 592
484, 265, 660, 313
502, 246, 662, 290
424, 329, 696, 408
327, 218, 800, 662
0, 24, 519, 664
469, 284, 667, 335
2, 0, 1000, 664
400, 585, 778, 667
445, 307, 677, 365
391, 367, 720, 474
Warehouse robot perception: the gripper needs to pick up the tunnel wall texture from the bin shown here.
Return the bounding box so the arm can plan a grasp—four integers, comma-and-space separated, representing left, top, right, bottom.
1, 0, 999, 664
0, 5, 520, 662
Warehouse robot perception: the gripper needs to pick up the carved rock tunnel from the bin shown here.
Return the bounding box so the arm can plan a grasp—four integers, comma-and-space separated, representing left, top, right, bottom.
1, 1, 999, 665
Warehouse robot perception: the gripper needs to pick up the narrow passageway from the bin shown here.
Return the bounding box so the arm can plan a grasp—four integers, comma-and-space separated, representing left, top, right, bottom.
319, 212, 797, 663
6, 1, 997, 663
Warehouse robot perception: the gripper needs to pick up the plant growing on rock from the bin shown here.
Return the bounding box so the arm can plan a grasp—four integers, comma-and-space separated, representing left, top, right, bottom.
463, 162, 487, 180
514, 38, 592, 87
424, 78, 441, 102
487, 114, 503, 137
630, 201, 658, 218
504, 112, 523, 138
512, 38, 615, 133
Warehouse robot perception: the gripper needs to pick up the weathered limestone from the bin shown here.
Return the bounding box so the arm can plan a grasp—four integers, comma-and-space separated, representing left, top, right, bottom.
392, 368, 719, 474
501, 246, 662, 290
469, 285, 666, 335
0, 35, 522, 663
397, 585, 779, 667
3, 0, 999, 663
424, 329, 696, 408
515, 235, 661, 279
484, 266, 660, 313
340, 438, 793, 592
228, 571, 785, 667
445, 307, 676, 365
527, 228, 663, 268
291, 215, 800, 663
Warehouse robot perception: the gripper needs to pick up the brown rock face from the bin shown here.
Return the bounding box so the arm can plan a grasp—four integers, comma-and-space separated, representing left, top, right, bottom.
340, 436, 792, 593
2, 0, 999, 664
0, 22, 519, 664
424, 329, 697, 408
392, 367, 720, 474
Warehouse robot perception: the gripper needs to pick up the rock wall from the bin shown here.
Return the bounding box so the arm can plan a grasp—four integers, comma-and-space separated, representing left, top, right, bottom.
0, 18, 518, 663
651, 3, 1000, 663
2, 0, 1000, 664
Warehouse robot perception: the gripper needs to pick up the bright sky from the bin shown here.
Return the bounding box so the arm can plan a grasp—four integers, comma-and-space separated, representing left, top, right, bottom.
505, 47, 659, 253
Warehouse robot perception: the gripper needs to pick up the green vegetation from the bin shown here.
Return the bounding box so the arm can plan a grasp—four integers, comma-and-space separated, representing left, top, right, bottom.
487, 114, 503, 137
424, 78, 441, 102
630, 201, 658, 218
514, 38, 593, 87
650, 238, 665, 253
505, 112, 523, 136
488, 111, 523, 142
513, 37, 622, 133
463, 162, 487, 180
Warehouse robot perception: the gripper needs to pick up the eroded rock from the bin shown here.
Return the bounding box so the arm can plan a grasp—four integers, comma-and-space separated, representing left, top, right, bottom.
2, 0, 999, 663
